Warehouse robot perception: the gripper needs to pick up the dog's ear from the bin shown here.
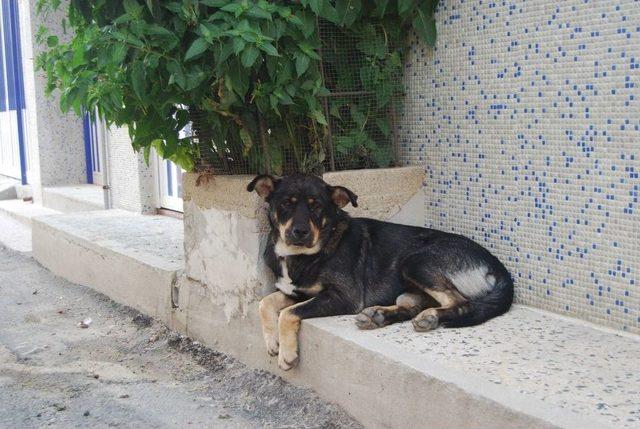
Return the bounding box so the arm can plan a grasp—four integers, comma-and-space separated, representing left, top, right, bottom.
247, 174, 280, 199
330, 186, 358, 208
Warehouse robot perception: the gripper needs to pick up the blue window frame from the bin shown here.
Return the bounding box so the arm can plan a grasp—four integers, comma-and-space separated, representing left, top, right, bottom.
1, 0, 18, 111
0, 15, 5, 112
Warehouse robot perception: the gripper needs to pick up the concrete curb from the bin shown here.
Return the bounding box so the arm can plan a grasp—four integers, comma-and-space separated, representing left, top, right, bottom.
32, 214, 180, 320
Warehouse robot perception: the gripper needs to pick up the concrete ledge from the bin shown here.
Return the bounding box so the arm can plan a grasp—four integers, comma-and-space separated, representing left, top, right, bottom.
32, 210, 183, 319
0, 200, 60, 225
42, 185, 105, 213
172, 275, 632, 429
0, 177, 18, 200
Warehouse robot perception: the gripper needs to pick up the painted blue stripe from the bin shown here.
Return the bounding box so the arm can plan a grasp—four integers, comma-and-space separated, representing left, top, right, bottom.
8, 0, 21, 110
1, 0, 16, 110
0, 0, 8, 111
6, 0, 27, 184
83, 111, 94, 184
166, 161, 173, 197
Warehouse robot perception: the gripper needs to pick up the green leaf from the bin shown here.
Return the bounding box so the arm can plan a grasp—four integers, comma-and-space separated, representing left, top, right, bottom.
200, 0, 230, 6
350, 104, 366, 128
295, 53, 310, 76
233, 37, 246, 54
46, 35, 58, 47
200, 23, 221, 42
144, 24, 180, 48
221, 2, 243, 16
335, 135, 356, 154
318, 2, 339, 23
398, 0, 415, 18
247, 5, 272, 20
111, 44, 128, 63
130, 62, 146, 101
335, 0, 361, 27
167, 60, 186, 89
226, 62, 249, 97
185, 37, 208, 61
273, 88, 293, 104
259, 41, 279, 56
426, 0, 440, 15
413, 7, 437, 47
239, 128, 254, 156
298, 42, 320, 60
310, 109, 327, 125
185, 69, 208, 90
241, 45, 260, 67
308, 0, 322, 14
376, 117, 391, 137
374, 0, 389, 17
217, 40, 234, 65
299, 13, 316, 38
287, 14, 304, 26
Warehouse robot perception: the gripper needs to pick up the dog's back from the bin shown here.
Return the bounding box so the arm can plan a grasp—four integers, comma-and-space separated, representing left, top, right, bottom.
339, 218, 514, 328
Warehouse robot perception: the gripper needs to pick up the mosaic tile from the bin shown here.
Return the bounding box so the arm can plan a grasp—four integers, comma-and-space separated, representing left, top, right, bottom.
399, 0, 640, 333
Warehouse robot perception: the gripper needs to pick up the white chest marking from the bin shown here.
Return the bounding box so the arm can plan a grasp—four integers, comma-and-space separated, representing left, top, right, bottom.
275, 259, 296, 296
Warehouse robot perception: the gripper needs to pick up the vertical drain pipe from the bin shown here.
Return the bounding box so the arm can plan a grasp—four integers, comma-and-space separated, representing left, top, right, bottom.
96, 108, 112, 209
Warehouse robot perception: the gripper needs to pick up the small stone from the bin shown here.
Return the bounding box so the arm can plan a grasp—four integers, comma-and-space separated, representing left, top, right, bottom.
53, 404, 66, 412
83, 411, 90, 417
78, 318, 92, 328
218, 414, 231, 420
93, 374, 99, 379
119, 394, 130, 399
32, 290, 38, 295
132, 314, 152, 328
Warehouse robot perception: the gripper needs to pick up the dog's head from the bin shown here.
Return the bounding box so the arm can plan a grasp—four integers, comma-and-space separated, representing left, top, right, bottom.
247, 173, 357, 256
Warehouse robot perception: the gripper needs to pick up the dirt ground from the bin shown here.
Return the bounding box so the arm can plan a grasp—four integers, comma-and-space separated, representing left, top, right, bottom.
0, 246, 362, 429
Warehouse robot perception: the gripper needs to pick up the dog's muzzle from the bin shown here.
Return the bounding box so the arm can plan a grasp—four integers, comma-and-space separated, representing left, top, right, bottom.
286, 225, 313, 247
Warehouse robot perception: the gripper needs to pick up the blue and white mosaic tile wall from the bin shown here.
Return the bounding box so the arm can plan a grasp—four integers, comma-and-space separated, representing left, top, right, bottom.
399, 0, 640, 333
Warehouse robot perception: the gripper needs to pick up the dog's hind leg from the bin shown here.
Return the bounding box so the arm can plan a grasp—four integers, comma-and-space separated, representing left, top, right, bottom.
401, 262, 472, 331
259, 291, 296, 356
355, 293, 431, 330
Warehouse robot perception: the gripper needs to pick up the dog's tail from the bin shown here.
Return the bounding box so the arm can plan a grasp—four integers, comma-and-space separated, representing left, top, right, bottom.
443, 268, 514, 328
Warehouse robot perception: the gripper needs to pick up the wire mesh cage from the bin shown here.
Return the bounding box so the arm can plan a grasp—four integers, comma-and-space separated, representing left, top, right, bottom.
192, 18, 404, 175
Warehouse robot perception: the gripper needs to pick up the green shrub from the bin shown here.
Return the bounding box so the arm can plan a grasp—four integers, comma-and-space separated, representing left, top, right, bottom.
36, 0, 438, 173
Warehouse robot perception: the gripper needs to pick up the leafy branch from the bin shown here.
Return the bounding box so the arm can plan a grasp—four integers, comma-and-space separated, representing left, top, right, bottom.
36, 0, 439, 173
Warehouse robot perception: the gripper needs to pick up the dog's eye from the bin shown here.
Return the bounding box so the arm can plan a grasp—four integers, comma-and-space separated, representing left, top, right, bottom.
281, 197, 296, 208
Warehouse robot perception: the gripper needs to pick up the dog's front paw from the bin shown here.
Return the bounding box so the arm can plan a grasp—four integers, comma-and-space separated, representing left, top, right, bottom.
264, 333, 279, 356
355, 306, 387, 330
277, 344, 299, 371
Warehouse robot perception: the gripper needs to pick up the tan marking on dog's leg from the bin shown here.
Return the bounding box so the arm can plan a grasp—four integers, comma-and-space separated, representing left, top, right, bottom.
355, 292, 432, 330
259, 292, 295, 356
355, 305, 399, 330
413, 287, 470, 332
277, 298, 312, 370
396, 292, 431, 311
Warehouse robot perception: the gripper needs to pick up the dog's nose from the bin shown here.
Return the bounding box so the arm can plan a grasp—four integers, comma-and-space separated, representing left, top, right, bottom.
291, 227, 310, 240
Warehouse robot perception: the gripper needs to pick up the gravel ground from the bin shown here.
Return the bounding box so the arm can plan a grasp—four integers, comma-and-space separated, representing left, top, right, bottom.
0, 246, 362, 429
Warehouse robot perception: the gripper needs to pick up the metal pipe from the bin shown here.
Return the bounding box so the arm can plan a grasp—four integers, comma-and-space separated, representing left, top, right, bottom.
96, 108, 112, 209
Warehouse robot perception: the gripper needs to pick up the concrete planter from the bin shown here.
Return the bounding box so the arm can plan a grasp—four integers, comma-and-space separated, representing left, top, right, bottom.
179, 166, 425, 321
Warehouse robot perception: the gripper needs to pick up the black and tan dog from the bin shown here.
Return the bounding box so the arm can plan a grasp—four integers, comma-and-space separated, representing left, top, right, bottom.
248, 173, 513, 370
